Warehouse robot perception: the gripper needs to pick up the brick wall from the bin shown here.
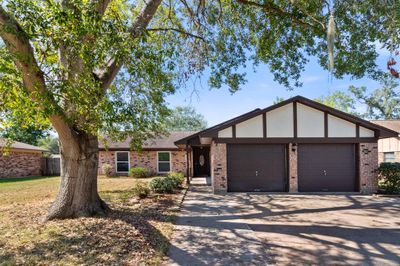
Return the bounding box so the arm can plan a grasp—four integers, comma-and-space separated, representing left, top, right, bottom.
98, 150, 187, 176
288, 143, 298, 192
0, 150, 43, 178
359, 143, 379, 194
210, 142, 227, 193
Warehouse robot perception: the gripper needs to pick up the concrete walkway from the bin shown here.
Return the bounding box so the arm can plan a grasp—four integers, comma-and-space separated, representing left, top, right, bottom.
166, 186, 400, 266
166, 186, 271, 265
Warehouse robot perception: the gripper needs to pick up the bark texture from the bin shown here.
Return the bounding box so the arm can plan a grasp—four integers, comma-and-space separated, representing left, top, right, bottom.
46, 131, 109, 220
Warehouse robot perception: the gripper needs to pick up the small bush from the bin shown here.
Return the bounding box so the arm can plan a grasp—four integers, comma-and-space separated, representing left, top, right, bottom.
102, 164, 113, 177
168, 172, 185, 188
132, 182, 150, 199
378, 163, 400, 194
129, 167, 150, 178
149, 176, 175, 193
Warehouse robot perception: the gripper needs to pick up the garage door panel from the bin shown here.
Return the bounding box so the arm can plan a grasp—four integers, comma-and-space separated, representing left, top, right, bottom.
298, 144, 357, 192
227, 144, 287, 192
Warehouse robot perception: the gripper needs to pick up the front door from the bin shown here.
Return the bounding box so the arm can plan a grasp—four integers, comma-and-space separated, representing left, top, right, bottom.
193, 147, 210, 177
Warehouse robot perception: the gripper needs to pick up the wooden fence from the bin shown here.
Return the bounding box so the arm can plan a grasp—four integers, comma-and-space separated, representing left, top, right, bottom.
42, 157, 60, 176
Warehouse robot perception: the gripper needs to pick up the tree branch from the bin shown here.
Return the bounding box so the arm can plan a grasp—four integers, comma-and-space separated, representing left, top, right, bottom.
236, 0, 320, 30
93, 0, 112, 17
147, 27, 206, 41
96, 0, 162, 91
0, 6, 76, 147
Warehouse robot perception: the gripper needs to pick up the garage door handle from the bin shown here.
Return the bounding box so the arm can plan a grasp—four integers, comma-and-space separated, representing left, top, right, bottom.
323, 170, 327, 176
255, 171, 258, 176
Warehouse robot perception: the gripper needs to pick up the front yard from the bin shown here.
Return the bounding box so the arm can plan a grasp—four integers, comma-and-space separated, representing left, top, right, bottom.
0, 176, 184, 265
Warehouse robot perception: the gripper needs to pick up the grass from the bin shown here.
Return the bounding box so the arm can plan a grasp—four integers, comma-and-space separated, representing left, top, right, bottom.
0, 176, 184, 265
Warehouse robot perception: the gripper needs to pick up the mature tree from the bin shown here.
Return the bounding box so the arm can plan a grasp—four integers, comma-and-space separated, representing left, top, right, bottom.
38, 136, 60, 154
349, 76, 400, 119
0, 1, 396, 219
166, 106, 207, 131
315, 91, 359, 116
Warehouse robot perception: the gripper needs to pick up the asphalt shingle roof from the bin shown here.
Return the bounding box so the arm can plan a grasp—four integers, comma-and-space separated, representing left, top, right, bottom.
99, 131, 198, 150
0, 138, 47, 152
370, 120, 400, 134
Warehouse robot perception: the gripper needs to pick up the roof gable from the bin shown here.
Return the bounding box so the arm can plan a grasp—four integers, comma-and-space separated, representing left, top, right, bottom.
175, 96, 398, 144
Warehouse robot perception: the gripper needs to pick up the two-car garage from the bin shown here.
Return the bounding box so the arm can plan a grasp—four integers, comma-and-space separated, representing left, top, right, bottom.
227, 143, 357, 193
176, 96, 398, 194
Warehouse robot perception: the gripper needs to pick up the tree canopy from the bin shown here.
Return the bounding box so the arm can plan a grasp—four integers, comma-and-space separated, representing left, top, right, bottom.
165, 106, 207, 131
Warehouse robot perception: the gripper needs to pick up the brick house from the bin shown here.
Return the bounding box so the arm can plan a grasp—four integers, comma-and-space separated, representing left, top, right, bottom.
0, 139, 47, 178
98, 131, 196, 176
370, 120, 400, 163
174, 96, 398, 194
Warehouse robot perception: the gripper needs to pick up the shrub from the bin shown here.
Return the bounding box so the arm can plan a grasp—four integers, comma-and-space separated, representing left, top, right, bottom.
149, 176, 175, 193
168, 172, 185, 187
132, 182, 150, 199
378, 163, 400, 194
102, 164, 113, 177
129, 167, 150, 178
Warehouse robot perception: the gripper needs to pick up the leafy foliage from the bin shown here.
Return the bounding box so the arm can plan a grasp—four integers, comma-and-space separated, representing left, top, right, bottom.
315, 91, 360, 116
129, 167, 150, 178
167, 171, 185, 188
149, 176, 175, 193
349, 76, 400, 119
101, 163, 113, 178
378, 163, 400, 194
132, 181, 150, 199
37, 136, 59, 154
165, 106, 207, 131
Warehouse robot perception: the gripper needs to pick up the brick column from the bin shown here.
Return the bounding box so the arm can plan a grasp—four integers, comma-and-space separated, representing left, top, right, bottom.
359, 143, 378, 194
210, 141, 227, 194
288, 143, 298, 192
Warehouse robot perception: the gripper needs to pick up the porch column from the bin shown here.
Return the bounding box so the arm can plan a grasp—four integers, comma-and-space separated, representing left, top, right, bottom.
210, 141, 227, 194
289, 143, 298, 193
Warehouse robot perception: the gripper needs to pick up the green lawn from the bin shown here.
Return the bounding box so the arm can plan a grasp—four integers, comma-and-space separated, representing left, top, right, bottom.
0, 176, 183, 265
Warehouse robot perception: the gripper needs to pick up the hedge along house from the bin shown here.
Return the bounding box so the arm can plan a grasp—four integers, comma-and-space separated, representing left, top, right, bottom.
97, 131, 196, 176
0, 138, 47, 178
175, 96, 398, 194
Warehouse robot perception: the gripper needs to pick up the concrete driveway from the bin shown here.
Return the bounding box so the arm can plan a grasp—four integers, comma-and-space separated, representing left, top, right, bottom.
166, 186, 400, 265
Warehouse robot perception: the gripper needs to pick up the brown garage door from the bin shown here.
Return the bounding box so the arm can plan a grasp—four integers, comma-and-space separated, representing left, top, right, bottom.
298, 144, 357, 192
227, 144, 287, 192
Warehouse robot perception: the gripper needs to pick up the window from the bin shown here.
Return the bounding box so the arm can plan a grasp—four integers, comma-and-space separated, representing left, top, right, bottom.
384, 152, 395, 163
116, 152, 129, 172
158, 152, 171, 173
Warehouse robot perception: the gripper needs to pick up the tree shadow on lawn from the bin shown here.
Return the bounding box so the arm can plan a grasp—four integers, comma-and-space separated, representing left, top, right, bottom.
0, 198, 190, 265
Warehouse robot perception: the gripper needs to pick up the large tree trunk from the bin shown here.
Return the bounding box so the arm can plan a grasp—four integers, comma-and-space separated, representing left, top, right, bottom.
46, 131, 109, 220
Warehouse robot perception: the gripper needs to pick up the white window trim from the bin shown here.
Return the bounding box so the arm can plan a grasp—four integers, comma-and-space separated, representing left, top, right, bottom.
115, 151, 130, 173
157, 151, 172, 173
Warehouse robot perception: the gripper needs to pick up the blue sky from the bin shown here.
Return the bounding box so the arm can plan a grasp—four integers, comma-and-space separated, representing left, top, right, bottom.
166, 46, 390, 127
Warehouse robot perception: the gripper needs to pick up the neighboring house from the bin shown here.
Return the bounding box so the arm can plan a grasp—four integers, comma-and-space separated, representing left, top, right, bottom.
98, 131, 196, 176
173, 96, 397, 194
0, 138, 47, 178
370, 120, 400, 163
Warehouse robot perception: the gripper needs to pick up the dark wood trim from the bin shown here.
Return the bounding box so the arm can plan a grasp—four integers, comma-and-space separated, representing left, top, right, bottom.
356, 125, 360, 138
214, 137, 378, 144
293, 102, 298, 138
324, 112, 328, 138
263, 112, 267, 138
232, 125, 236, 138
